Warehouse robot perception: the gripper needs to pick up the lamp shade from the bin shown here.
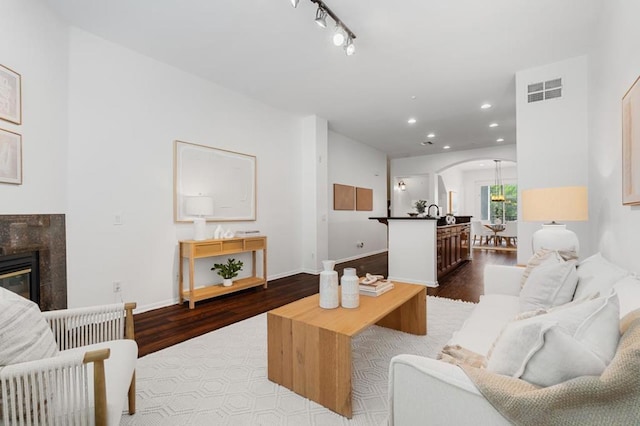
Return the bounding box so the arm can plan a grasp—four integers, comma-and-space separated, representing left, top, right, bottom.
522, 186, 588, 223
185, 196, 213, 217
523, 186, 588, 255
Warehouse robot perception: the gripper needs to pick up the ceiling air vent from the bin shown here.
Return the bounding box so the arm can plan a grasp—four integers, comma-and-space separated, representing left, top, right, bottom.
527, 78, 562, 103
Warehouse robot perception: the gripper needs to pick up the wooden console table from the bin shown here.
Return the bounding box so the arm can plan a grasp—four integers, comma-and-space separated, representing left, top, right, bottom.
179, 236, 267, 309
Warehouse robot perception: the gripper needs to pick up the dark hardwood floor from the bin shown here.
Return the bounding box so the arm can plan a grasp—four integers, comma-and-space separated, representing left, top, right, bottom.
134, 249, 516, 357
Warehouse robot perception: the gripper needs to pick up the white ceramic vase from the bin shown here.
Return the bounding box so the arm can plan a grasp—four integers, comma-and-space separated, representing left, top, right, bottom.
223, 278, 233, 287
214, 224, 224, 239
319, 260, 339, 309
341, 267, 359, 309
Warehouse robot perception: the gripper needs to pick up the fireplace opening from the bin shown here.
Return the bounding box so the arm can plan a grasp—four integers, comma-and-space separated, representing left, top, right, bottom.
0, 252, 40, 305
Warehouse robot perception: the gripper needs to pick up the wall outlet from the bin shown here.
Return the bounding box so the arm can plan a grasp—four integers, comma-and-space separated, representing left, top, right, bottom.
113, 281, 122, 293
356, 241, 364, 248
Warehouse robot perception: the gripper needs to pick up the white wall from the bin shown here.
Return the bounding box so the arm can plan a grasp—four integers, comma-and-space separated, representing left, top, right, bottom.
328, 131, 387, 262
391, 145, 516, 215
392, 174, 432, 216
300, 115, 329, 273
515, 56, 589, 263
439, 168, 464, 215
0, 0, 68, 213
588, 0, 640, 273
66, 29, 304, 310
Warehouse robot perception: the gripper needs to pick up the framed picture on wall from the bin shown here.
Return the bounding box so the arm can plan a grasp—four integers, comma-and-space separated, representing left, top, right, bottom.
174, 140, 257, 222
448, 191, 459, 215
0, 127, 22, 185
0, 64, 22, 125
622, 74, 640, 205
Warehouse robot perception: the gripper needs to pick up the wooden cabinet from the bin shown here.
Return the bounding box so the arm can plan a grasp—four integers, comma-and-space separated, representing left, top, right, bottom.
436, 223, 470, 278
179, 236, 267, 309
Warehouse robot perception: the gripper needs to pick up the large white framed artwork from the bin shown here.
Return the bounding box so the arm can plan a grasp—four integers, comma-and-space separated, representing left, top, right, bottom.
0, 128, 22, 185
174, 140, 257, 222
623, 75, 640, 205
0, 64, 22, 125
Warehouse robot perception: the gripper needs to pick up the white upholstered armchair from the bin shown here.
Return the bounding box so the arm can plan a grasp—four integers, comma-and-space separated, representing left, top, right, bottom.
0, 301, 138, 426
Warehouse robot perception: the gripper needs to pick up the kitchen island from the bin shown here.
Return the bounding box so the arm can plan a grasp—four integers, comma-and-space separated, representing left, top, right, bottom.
370, 216, 471, 286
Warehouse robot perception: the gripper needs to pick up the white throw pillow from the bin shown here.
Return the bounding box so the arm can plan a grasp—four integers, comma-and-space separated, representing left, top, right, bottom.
0, 287, 58, 366
487, 292, 620, 387
519, 260, 579, 312
520, 249, 578, 288
574, 253, 629, 300
613, 275, 640, 319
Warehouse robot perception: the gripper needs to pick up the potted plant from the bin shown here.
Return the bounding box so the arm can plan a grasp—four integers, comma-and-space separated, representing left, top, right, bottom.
211, 258, 244, 287
414, 200, 428, 216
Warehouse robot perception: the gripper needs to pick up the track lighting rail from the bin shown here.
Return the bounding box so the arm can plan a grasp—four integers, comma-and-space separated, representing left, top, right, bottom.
309, 0, 356, 40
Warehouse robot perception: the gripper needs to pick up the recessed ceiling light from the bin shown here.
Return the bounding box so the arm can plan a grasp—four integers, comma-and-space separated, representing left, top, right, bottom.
427, 133, 435, 138
411, 95, 417, 100
496, 138, 504, 142
407, 118, 417, 124
481, 103, 492, 109
489, 123, 499, 128
420, 141, 433, 146
443, 145, 451, 150
479, 163, 485, 167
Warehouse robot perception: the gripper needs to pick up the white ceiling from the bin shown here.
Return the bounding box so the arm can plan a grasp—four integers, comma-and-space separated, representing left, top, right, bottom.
44, 0, 601, 158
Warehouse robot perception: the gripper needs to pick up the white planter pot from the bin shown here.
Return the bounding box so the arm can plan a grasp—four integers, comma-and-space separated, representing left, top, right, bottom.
223, 278, 233, 287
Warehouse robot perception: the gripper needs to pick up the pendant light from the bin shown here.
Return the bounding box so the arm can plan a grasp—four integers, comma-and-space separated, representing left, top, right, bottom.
491, 160, 505, 202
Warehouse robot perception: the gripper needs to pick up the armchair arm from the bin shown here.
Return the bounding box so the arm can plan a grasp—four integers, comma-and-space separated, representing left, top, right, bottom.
483, 265, 525, 296
1, 349, 111, 426
389, 355, 509, 426
43, 302, 136, 350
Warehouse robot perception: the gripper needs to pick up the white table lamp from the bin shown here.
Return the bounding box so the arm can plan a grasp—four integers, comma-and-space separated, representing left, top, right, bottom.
522, 186, 588, 255
185, 196, 214, 241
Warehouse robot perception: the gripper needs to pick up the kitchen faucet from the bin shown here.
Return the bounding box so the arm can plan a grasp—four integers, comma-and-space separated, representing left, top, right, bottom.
427, 204, 441, 218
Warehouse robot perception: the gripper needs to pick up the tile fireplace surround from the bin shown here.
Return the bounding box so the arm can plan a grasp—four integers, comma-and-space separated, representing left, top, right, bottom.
0, 215, 67, 310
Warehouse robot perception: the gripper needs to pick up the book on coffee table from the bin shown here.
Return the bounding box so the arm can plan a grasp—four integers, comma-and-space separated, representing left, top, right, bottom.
359, 281, 394, 297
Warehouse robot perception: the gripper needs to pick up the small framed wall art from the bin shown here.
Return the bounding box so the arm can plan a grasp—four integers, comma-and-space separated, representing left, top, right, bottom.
622, 74, 640, 205
355, 187, 373, 211
333, 184, 355, 210
0, 127, 22, 185
0, 64, 22, 125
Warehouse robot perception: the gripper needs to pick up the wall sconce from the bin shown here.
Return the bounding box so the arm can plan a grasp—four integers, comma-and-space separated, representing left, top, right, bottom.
398, 180, 406, 191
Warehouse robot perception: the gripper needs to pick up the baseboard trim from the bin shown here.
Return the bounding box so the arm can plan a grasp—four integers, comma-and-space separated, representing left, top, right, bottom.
334, 249, 388, 265
136, 252, 389, 313
135, 268, 308, 313
387, 275, 439, 288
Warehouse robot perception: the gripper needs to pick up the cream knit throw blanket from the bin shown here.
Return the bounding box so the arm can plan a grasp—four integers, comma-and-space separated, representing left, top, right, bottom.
461, 318, 640, 425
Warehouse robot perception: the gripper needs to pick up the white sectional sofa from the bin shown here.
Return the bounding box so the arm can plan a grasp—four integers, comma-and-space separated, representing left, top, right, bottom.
388, 253, 640, 425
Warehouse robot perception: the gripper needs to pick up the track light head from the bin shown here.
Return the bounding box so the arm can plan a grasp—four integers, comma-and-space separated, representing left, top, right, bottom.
297, 1, 357, 56
344, 36, 355, 56
333, 25, 345, 46
315, 7, 328, 28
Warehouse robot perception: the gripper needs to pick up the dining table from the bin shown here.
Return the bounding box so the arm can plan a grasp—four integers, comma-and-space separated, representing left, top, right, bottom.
484, 223, 506, 245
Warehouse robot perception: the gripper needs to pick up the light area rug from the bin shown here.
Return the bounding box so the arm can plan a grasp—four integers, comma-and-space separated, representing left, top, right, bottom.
121, 296, 475, 426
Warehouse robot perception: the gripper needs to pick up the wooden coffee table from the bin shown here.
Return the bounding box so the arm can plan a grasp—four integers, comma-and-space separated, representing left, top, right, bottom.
267, 282, 426, 418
